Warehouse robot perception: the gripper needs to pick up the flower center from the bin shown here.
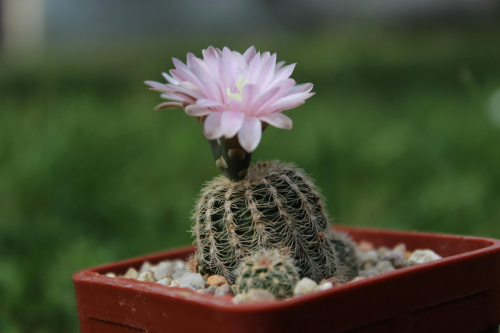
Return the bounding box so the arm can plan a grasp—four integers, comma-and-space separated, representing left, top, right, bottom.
226, 76, 249, 102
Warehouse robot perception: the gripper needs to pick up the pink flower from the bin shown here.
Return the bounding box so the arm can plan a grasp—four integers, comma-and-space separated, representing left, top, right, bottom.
145, 46, 314, 152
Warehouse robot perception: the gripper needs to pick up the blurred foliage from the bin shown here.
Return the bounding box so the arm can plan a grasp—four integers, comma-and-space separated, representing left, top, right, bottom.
1, 25, 500, 332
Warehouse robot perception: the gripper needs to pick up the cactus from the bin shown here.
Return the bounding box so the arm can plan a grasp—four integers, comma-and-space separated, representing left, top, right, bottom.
191, 160, 340, 284
236, 249, 299, 299
328, 231, 359, 282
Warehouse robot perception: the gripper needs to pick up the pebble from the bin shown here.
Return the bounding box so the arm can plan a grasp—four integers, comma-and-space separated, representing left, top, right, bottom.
233, 289, 276, 304
320, 276, 341, 287
358, 250, 379, 269
374, 260, 395, 274
170, 280, 181, 288
105, 272, 116, 277
207, 275, 227, 287
380, 250, 408, 269
123, 267, 139, 279
293, 278, 318, 296
359, 269, 379, 277
215, 283, 234, 296
393, 243, 407, 253
351, 276, 366, 282
157, 277, 172, 286
172, 268, 186, 280
179, 272, 205, 290
377, 247, 391, 258
408, 249, 442, 265
139, 261, 154, 274
317, 282, 333, 291
154, 261, 174, 280
202, 285, 218, 294
174, 259, 185, 271
138, 271, 156, 282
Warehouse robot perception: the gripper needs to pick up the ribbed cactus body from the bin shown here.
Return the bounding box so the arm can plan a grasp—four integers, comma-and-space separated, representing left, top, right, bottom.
192, 161, 339, 284
236, 249, 299, 299
328, 232, 359, 282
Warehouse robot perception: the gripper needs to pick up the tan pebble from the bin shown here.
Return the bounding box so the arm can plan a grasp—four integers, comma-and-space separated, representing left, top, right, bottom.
105, 272, 116, 277
170, 280, 181, 287
408, 249, 442, 265
138, 271, 156, 282
320, 276, 341, 287
232, 294, 247, 304
293, 278, 318, 296
362, 262, 376, 270
358, 241, 375, 252
318, 282, 334, 291
157, 278, 172, 286
351, 277, 366, 282
404, 251, 412, 260
123, 268, 139, 279
393, 243, 407, 253
139, 261, 154, 274
207, 275, 227, 287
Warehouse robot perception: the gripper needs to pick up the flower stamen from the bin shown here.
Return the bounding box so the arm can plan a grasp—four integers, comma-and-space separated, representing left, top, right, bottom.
226, 76, 249, 102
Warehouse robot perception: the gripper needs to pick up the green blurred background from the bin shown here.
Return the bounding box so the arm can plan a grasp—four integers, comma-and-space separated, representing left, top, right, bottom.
1, 1, 500, 332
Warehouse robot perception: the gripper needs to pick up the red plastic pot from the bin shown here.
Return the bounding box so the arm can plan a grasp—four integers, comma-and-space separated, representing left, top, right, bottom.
73, 226, 500, 333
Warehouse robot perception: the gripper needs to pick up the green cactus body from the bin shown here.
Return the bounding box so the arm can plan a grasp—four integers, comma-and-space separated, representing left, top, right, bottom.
328, 231, 360, 282
236, 249, 299, 299
192, 161, 340, 284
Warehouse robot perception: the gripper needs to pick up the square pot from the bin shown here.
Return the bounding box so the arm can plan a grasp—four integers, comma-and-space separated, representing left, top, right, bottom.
73, 226, 500, 333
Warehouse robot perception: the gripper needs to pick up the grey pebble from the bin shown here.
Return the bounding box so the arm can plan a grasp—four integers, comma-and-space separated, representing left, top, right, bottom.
359, 269, 379, 277
154, 261, 174, 280
215, 283, 234, 296
374, 260, 395, 274
179, 272, 205, 290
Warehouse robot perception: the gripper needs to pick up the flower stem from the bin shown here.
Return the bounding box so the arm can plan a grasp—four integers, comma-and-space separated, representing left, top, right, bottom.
209, 137, 252, 181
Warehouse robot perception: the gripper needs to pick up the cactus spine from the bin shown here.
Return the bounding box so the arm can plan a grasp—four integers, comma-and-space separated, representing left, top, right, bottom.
192, 160, 340, 284
236, 249, 299, 299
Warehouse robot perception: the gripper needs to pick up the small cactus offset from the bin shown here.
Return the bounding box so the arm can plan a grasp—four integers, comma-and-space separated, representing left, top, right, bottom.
236, 249, 299, 299
191, 160, 340, 284
328, 231, 359, 282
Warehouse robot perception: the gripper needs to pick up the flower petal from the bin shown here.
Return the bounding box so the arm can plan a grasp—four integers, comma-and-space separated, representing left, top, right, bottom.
221, 111, 245, 138
253, 79, 296, 116
243, 46, 256, 63
160, 93, 184, 102
259, 113, 293, 130
269, 63, 296, 86
285, 82, 314, 95
195, 98, 224, 108
241, 84, 261, 115
145, 80, 168, 92
162, 72, 179, 84
238, 117, 262, 152
203, 112, 224, 140
185, 105, 212, 117
275, 60, 286, 71
165, 82, 204, 100
270, 92, 315, 111
155, 102, 183, 110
